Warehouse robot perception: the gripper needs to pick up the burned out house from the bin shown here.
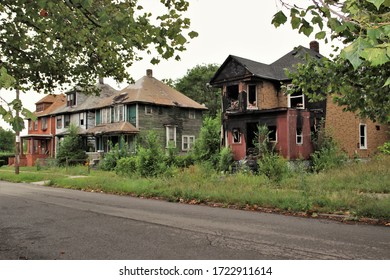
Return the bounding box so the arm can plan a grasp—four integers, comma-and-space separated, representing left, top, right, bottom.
210, 41, 389, 160
210, 42, 326, 160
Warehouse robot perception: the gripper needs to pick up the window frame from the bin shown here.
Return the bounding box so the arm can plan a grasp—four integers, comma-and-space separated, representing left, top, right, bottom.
182, 135, 195, 151
165, 125, 177, 148
359, 123, 367, 149
145, 106, 153, 115
64, 115, 70, 128
232, 128, 241, 144
247, 84, 257, 109
56, 116, 62, 129
296, 128, 303, 145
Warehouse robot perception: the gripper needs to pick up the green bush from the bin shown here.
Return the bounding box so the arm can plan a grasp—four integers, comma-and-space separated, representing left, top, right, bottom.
175, 153, 195, 168
193, 115, 221, 167
258, 153, 289, 183
378, 142, 390, 155
56, 125, 87, 166
99, 137, 132, 171
115, 156, 137, 177
136, 131, 167, 177
218, 147, 234, 172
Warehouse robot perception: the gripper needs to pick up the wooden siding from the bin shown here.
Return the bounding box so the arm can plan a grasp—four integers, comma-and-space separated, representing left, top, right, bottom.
138, 104, 203, 151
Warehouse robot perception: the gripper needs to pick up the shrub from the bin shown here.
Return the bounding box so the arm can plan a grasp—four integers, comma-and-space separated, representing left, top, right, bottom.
258, 153, 289, 183
193, 115, 221, 167
378, 142, 390, 155
175, 153, 195, 168
115, 156, 137, 177
99, 137, 132, 171
136, 131, 166, 177
218, 147, 234, 172
56, 124, 87, 166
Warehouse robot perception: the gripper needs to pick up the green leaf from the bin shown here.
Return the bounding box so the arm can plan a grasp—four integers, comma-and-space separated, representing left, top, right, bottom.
272, 11, 287, 28
340, 38, 372, 69
291, 15, 301, 30
360, 47, 389, 66
188, 31, 198, 39
298, 19, 314, 37
315, 31, 327, 40
367, 0, 385, 9
384, 77, 390, 87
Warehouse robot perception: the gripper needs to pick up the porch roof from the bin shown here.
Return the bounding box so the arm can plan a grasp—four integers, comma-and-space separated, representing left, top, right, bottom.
21, 134, 53, 139
85, 122, 139, 135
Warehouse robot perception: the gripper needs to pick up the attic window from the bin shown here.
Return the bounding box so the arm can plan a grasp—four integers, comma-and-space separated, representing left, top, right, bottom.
36, 103, 44, 112
288, 92, 305, 109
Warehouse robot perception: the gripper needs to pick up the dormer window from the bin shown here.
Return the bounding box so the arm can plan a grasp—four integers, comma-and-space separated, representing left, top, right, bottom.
36, 103, 44, 112
67, 92, 76, 107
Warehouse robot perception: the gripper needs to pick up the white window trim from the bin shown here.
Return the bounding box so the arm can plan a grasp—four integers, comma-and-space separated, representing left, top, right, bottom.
165, 125, 177, 148
296, 129, 303, 145
247, 84, 258, 109
114, 104, 124, 122
359, 123, 367, 149
288, 94, 305, 110
182, 135, 195, 151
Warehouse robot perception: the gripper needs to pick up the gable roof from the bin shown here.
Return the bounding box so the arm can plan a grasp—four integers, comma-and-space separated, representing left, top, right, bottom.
97, 73, 207, 110
210, 45, 323, 85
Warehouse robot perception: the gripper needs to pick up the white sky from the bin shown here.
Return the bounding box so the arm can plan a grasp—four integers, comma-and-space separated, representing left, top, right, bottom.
0, 0, 342, 133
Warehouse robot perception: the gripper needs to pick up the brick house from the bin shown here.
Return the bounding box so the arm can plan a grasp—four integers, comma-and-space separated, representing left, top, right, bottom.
87, 70, 207, 152
325, 96, 389, 158
21, 94, 66, 166
210, 41, 389, 160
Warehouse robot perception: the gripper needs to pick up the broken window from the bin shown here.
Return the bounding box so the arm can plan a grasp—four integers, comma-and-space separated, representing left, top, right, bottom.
268, 126, 277, 142
247, 84, 257, 109
359, 124, 367, 149
296, 128, 303, 145
232, 128, 241, 144
288, 92, 305, 109
226, 85, 239, 110
166, 125, 177, 147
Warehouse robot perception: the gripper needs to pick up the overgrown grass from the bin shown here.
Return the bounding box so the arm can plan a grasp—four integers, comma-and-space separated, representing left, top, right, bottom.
1, 156, 389, 221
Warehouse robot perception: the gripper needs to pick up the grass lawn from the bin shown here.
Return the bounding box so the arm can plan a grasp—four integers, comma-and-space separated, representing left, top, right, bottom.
1, 156, 389, 223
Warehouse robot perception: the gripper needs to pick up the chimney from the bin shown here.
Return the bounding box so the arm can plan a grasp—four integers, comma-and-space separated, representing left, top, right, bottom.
98, 76, 104, 84
309, 41, 319, 53
146, 69, 153, 78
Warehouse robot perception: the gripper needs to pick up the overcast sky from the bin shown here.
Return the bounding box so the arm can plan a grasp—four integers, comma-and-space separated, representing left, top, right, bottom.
0, 0, 342, 132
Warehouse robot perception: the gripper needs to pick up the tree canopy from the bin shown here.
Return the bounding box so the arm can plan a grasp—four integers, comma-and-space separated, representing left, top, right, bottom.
0, 0, 198, 129
174, 64, 221, 117
272, 0, 389, 123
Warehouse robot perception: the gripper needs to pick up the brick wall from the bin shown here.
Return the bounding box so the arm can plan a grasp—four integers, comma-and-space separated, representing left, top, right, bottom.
325, 96, 389, 158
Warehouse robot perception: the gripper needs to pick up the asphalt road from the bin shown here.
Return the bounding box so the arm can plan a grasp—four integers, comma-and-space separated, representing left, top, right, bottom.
1, 181, 389, 260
